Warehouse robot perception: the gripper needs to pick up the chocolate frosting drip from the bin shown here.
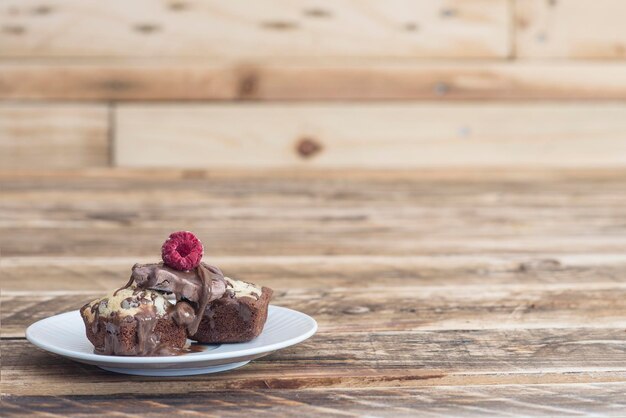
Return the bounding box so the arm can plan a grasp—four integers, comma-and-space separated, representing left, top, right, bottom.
192, 265, 211, 335
125, 262, 226, 334
171, 301, 195, 328
135, 310, 159, 355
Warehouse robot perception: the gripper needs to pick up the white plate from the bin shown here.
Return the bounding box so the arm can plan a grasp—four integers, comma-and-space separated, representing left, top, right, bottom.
26, 305, 317, 376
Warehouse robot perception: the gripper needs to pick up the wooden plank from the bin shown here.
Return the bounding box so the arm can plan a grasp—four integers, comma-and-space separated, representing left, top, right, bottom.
0, 61, 239, 100
1, 170, 626, 256
0, 104, 109, 169
515, 0, 626, 59
3, 328, 626, 395
249, 61, 626, 101
4, 60, 626, 101
115, 103, 626, 169
13, 224, 626, 257
2, 167, 626, 182
3, 281, 625, 337
3, 383, 626, 417
0, 0, 509, 59
3, 254, 626, 292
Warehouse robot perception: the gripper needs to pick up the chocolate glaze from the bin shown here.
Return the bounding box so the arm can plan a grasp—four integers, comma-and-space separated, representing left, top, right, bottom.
83, 288, 186, 356
193, 265, 213, 335
171, 301, 196, 328
125, 262, 226, 335
125, 263, 224, 300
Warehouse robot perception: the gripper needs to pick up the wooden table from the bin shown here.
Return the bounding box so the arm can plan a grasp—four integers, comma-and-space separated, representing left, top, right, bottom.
2, 169, 625, 416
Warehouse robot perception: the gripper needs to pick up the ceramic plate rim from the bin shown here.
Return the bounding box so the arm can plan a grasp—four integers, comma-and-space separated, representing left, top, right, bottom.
26, 305, 317, 365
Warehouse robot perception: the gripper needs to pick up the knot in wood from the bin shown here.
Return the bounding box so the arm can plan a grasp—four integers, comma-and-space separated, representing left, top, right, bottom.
296, 137, 323, 159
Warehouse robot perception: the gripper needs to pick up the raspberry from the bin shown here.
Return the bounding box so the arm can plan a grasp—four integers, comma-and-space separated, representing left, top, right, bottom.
161, 231, 204, 271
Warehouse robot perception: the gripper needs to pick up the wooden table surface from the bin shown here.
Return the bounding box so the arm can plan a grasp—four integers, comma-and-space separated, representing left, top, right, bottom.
2, 169, 626, 417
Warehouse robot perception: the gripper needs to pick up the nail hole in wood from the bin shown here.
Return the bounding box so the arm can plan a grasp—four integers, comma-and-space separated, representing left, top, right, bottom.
260, 21, 298, 30
303, 8, 332, 18
434, 82, 449, 96
440, 8, 457, 18
134, 23, 161, 34
404, 22, 419, 32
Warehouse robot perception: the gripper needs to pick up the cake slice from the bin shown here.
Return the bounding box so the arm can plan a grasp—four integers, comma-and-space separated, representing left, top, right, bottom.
129, 262, 272, 343
80, 287, 188, 356
190, 277, 273, 343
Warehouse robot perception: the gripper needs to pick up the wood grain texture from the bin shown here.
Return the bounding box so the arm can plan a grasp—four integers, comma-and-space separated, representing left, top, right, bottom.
2, 169, 626, 257
3, 328, 626, 394
4, 60, 626, 101
0, 0, 509, 59
3, 384, 626, 417
116, 103, 626, 169
3, 253, 626, 292
0, 104, 109, 169
515, 0, 626, 59
0, 61, 240, 101
2, 169, 625, 415
3, 282, 625, 338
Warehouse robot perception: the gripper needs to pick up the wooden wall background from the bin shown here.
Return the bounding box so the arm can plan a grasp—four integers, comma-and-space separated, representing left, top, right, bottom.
1, 0, 626, 170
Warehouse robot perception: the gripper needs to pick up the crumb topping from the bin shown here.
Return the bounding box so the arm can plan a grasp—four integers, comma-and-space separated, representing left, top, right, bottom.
224, 277, 261, 299
82, 287, 169, 322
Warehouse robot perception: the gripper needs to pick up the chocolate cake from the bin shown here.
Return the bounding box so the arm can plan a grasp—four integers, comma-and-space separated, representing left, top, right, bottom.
80, 287, 188, 356
128, 262, 272, 343
79, 231, 273, 356
191, 277, 273, 343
